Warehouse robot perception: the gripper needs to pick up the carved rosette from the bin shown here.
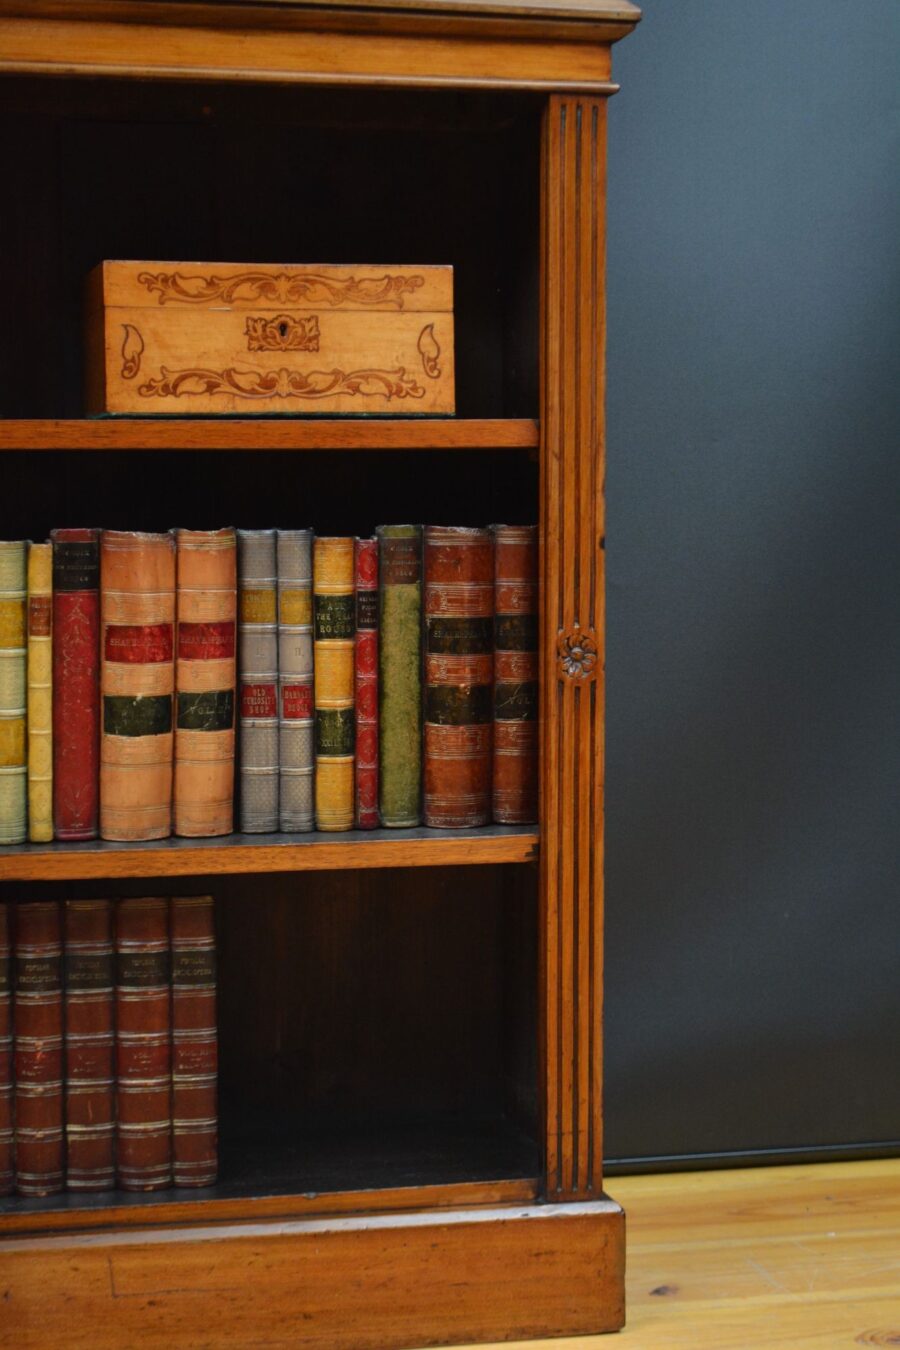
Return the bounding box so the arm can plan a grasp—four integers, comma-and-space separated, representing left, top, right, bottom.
557, 628, 598, 681
137, 270, 425, 309
137, 364, 425, 401
245, 313, 320, 353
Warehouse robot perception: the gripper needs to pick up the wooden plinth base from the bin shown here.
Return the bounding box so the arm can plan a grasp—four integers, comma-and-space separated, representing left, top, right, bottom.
0, 1197, 625, 1349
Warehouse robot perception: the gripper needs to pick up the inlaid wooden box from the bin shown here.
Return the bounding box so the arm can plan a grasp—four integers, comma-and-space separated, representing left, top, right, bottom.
85, 260, 455, 415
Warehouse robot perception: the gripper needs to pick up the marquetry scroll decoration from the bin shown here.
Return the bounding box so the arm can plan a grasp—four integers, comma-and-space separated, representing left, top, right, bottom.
245, 314, 320, 353
417, 323, 441, 378
120, 324, 144, 379
557, 627, 598, 681
137, 364, 425, 401
137, 270, 426, 308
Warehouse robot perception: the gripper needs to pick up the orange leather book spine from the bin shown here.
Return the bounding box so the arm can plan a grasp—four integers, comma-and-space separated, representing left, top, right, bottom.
64, 899, 115, 1192
171, 896, 217, 1187
313, 537, 356, 831
492, 525, 538, 823
174, 529, 237, 838
14, 901, 64, 1196
0, 904, 12, 1195
116, 897, 171, 1192
423, 526, 494, 828
100, 531, 176, 841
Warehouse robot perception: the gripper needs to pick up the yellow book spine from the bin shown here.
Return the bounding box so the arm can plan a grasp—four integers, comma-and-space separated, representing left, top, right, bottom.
27, 542, 53, 842
0, 540, 27, 844
313, 537, 355, 832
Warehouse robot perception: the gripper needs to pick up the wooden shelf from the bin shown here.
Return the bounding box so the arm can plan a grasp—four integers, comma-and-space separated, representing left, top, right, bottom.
0, 824, 538, 881
0, 418, 538, 452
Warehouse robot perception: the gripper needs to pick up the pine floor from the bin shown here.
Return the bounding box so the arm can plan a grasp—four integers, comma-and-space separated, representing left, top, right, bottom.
444, 1158, 900, 1349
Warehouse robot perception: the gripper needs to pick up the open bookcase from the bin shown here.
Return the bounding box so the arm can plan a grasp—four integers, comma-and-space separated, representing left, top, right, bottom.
0, 2, 640, 1344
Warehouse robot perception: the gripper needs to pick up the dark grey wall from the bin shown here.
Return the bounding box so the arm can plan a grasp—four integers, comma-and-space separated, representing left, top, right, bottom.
604, 1, 900, 1166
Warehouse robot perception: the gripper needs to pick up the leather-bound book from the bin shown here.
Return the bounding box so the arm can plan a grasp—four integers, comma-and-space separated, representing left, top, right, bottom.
276, 529, 314, 833
492, 525, 539, 823
64, 899, 115, 1193
354, 536, 379, 829
174, 529, 237, 838
14, 901, 64, 1196
376, 525, 422, 828
0, 905, 11, 1195
423, 526, 494, 828
171, 896, 217, 1187
27, 542, 53, 842
0, 540, 27, 845
100, 531, 176, 841
116, 897, 172, 1192
51, 528, 100, 841
313, 537, 355, 831
237, 529, 279, 833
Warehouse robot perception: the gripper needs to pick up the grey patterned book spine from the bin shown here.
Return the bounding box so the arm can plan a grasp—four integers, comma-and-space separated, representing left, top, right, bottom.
237, 530, 279, 833
0, 541, 28, 845
276, 529, 315, 832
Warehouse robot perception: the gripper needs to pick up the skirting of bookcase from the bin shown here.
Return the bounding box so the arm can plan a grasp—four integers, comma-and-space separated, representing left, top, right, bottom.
0, 1198, 625, 1350
0, 824, 538, 880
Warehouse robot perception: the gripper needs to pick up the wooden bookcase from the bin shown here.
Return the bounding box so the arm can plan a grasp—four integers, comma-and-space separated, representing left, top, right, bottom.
0, 2, 640, 1345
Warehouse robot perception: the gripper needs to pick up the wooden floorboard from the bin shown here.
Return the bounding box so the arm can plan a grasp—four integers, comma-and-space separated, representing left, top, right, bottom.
439, 1158, 900, 1348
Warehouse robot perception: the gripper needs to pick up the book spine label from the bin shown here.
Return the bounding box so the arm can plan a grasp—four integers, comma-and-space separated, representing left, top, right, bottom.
355, 537, 379, 829
64, 899, 115, 1191
277, 530, 314, 833
0, 541, 27, 845
171, 896, 217, 1187
237, 530, 279, 832
314, 538, 355, 831
116, 897, 172, 1192
51, 529, 100, 841
377, 526, 422, 827
27, 543, 53, 842
0, 906, 11, 1195
100, 532, 176, 841
174, 529, 237, 838
14, 902, 64, 1196
424, 526, 494, 828
492, 525, 538, 823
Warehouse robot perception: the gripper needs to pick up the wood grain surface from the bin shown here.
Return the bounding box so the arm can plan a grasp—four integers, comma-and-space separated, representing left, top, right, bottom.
0, 418, 538, 451
441, 1160, 900, 1349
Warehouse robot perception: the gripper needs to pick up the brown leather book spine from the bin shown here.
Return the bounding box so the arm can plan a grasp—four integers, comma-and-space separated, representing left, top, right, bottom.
100, 530, 176, 841
423, 526, 494, 828
171, 896, 217, 1188
14, 901, 64, 1196
174, 528, 237, 838
51, 528, 100, 840
0, 904, 12, 1195
492, 525, 539, 823
116, 897, 171, 1192
64, 899, 115, 1192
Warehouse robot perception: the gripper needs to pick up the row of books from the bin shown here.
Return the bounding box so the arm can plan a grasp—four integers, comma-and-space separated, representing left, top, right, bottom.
0, 896, 217, 1198
0, 524, 537, 843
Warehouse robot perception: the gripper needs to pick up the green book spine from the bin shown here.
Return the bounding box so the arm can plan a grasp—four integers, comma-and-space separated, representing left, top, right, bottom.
377, 525, 422, 827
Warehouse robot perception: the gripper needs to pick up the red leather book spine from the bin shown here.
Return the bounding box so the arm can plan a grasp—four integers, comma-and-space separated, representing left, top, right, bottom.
354, 537, 379, 829
65, 899, 115, 1192
116, 897, 172, 1192
423, 526, 494, 828
14, 901, 64, 1196
0, 905, 12, 1195
171, 896, 217, 1187
51, 528, 100, 840
492, 525, 538, 823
